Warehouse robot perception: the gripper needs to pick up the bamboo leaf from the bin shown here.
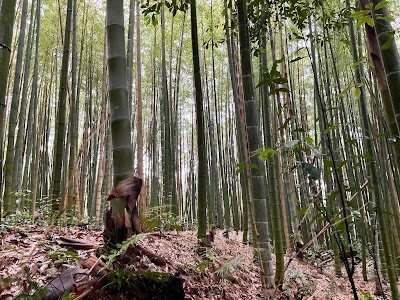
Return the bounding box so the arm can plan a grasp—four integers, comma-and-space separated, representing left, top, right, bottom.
337, 159, 349, 169
351, 10, 368, 19
273, 77, 287, 84
298, 207, 308, 216
258, 148, 277, 161
289, 56, 305, 63
366, 17, 374, 27
353, 87, 361, 98
324, 159, 334, 169
250, 163, 258, 169
356, 15, 371, 27
375, 1, 389, 11
338, 86, 351, 97
302, 163, 320, 180
380, 39, 393, 51
305, 136, 313, 144
346, 138, 358, 145
378, 16, 395, 22
340, 39, 351, 47
277, 87, 290, 93
305, 142, 322, 158
335, 220, 346, 233
283, 139, 299, 148
235, 163, 246, 174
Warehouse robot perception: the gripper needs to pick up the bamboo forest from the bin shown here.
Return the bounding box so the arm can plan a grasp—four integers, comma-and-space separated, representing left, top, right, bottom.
1, 0, 400, 299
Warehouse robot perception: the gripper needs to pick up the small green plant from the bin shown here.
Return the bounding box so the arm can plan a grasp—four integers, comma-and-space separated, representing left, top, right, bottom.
283, 268, 316, 299
108, 269, 168, 290
106, 269, 182, 299
0, 224, 13, 235
361, 290, 374, 300
14, 190, 32, 210
102, 233, 149, 270
303, 249, 322, 266
194, 260, 214, 271
1, 190, 41, 225
141, 205, 185, 232
0, 276, 15, 293
59, 288, 74, 300
2, 210, 30, 226
34, 195, 52, 220
195, 249, 215, 271
214, 256, 243, 279
14, 267, 48, 300
47, 250, 80, 264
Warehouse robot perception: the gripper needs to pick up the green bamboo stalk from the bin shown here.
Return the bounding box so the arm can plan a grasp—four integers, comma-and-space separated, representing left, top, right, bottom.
190, 0, 207, 241
3, 0, 30, 213
237, 0, 274, 288
0, 0, 18, 204
105, 0, 138, 244
51, 0, 73, 214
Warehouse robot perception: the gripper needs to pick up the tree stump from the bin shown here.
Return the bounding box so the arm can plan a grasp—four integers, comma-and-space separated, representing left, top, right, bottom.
103, 176, 143, 246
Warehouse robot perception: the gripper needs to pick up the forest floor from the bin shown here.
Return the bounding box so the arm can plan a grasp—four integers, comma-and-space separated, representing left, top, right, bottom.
0, 223, 396, 299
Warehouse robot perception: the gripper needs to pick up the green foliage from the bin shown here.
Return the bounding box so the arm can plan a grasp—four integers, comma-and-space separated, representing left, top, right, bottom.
13, 267, 48, 300
47, 250, 80, 264
141, 0, 189, 25
194, 249, 243, 280
141, 205, 185, 232
2, 190, 37, 224
353, 87, 361, 98
194, 248, 215, 271
249, 163, 258, 169
106, 269, 185, 299
14, 291, 43, 300
283, 139, 300, 149
56, 213, 73, 228
380, 36, 394, 51
0, 276, 16, 294
351, 10, 374, 27
1, 212, 25, 225
194, 260, 214, 271
235, 162, 246, 174
302, 162, 320, 180
13, 190, 31, 206
360, 290, 374, 300
337, 85, 351, 98
213, 255, 243, 279
102, 233, 149, 270
375, 1, 389, 11
257, 58, 289, 94
107, 269, 169, 293
304, 138, 322, 158
253, 136, 324, 180
34, 195, 52, 221
252, 148, 277, 162
303, 249, 328, 267
351, 0, 394, 30
60, 289, 74, 300
282, 268, 316, 299
333, 216, 349, 236
2, 211, 41, 227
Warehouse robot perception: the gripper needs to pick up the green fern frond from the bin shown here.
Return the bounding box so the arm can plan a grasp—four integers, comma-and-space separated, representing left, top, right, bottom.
214, 255, 243, 278
102, 233, 149, 269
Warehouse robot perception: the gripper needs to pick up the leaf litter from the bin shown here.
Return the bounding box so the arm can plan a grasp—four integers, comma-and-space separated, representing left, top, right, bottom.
0, 224, 398, 299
